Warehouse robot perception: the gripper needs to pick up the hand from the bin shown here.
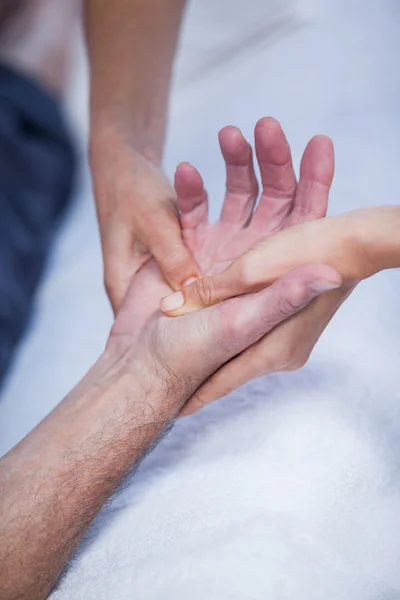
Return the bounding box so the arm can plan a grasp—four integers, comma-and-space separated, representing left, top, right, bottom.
89, 126, 201, 313
108, 119, 342, 409
171, 210, 379, 414
0, 117, 343, 600
108, 258, 340, 422
167, 117, 335, 284
0, 169, 341, 600
158, 118, 381, 415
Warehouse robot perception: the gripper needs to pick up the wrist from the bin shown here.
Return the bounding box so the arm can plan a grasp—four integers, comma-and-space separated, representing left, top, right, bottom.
89, 108, 164, 167
99, 341, 186, 424
353, 206, 400, 275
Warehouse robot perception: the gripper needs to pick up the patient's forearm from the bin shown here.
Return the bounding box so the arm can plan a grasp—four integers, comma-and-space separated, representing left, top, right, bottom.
0, 352, 181, 600
85, 0, 186, 163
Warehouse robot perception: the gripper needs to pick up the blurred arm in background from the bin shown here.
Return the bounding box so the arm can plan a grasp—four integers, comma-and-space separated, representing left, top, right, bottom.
85, 0, 201, 312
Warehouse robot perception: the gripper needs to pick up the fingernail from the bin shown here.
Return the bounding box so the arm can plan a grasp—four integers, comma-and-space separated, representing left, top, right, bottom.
183, 277, 199, 287
160, 291, 184, 313
311, 279, 341, 293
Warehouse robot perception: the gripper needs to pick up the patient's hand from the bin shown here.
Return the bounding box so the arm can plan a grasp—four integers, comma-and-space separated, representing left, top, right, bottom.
171, 117, 335, 280
159, 120, 400, 415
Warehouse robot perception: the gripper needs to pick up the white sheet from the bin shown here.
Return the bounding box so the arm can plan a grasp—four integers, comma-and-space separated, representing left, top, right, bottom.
1, 0, 400, 597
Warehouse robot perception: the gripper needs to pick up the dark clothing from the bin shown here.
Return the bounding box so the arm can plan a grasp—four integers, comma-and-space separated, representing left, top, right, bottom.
0, 65, 75, 386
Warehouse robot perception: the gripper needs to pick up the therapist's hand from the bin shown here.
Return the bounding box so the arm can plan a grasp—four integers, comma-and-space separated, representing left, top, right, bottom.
89, 127, 201, 314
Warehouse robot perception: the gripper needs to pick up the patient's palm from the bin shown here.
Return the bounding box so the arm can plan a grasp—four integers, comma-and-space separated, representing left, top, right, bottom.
177, 119, 334, 277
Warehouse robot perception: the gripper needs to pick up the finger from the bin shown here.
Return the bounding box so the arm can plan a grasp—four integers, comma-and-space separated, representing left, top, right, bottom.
287, 135, 334, 226
174, 162, 208, 230
105, 259, 145, 316
181, 285, 348, 416
103, 226, 150, 315
160, 234, 294, 316
151, 219, 202, 290
219, 126, 259, 226
251, 116, 297, 230
182, 264, 342, 405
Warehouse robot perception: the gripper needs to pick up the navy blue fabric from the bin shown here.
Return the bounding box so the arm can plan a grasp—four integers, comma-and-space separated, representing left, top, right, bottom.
0, 65, 75, 387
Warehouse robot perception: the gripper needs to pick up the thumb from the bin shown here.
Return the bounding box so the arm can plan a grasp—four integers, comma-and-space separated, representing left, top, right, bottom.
151, 227, 201, 292
160, 250, 266, 316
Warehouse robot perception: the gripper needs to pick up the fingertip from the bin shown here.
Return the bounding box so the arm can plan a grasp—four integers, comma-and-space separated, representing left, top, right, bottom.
174, 162, 203, 195
254, 117, 285, 147
285, 264, 342, 290
255, 116, 282, 133
311, 263, 341, 285
300, 135, 335, 185
219, 126, 251, 165
309, 134, 334, 148
219, 125, 244, 144
160, 289, 197, 316
160, 290, 185, 314
254, 116, 291, 166
174, 161, 206, 223
175, 161, 196, 175
304, 135, 335, 162
309, 264, 342, 290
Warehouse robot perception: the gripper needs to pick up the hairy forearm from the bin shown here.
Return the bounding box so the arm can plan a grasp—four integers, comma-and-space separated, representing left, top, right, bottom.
0, 351, 180, 600
85, 0, 186, 163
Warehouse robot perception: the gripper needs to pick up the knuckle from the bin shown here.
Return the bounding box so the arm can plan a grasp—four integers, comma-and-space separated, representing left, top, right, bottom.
219, 304, 248, 339
191, 276, 216, 308
226, 313, 245, 339
277, 279, 311, 315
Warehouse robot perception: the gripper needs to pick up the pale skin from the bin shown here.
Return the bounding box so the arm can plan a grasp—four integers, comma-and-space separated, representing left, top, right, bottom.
0, 203, 335, 598
85, 0, 202, 312
160, 119, 400, 414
